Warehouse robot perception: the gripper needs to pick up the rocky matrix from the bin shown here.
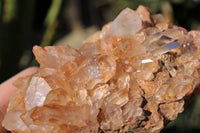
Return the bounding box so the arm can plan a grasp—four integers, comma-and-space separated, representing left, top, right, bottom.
2, 5, 200, 133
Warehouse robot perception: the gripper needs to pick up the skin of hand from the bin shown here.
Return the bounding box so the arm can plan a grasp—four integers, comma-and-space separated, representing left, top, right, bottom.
0, 67, 38, 132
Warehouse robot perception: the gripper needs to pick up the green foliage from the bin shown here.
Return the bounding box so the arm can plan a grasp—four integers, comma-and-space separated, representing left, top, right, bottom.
3, 0, 17, 23
41, 0, 63, 47
44, 0, 62, 26
0, 0, 35, 82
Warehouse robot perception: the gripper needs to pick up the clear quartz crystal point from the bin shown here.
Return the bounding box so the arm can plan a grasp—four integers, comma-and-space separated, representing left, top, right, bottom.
151, 41, 181, 56
108, 8, 142, 37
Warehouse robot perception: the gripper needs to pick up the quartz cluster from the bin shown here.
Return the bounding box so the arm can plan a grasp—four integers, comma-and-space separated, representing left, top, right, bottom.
2, 5, 200, 133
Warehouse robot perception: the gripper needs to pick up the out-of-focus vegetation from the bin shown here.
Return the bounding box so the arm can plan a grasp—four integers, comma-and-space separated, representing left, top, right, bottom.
1, 0, 200, 132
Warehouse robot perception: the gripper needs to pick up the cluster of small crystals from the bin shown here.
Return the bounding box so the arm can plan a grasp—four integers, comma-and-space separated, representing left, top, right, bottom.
2, 5, 200, 133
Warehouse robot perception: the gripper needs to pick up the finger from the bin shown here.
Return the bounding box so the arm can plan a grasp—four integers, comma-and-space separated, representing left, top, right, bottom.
0, 67, 38, 129
0, 67, 38, 107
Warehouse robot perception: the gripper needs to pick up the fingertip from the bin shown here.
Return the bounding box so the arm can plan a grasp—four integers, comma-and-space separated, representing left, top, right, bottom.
0, 67, 38, 109
21, 67, 38, 76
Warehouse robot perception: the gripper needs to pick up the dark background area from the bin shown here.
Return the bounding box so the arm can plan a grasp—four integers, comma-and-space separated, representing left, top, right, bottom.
1, 0, 200, 132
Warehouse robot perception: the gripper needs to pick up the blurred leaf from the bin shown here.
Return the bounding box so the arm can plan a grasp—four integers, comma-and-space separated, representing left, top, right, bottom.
3, 0, 17, 23
161, 1, 174, 22
44, 0, 62, 26
41, 20, 58, 47
0, 0, 35, 82
40, 0, 63, 47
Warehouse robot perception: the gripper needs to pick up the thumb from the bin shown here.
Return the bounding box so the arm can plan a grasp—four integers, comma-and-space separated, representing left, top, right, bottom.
0, 67, 38, 132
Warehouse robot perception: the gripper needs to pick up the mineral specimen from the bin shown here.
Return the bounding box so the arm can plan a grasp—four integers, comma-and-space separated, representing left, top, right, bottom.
2, 5, 200, 133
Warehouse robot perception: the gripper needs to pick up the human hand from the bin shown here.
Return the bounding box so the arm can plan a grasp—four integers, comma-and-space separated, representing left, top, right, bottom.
0, 67, 38, 132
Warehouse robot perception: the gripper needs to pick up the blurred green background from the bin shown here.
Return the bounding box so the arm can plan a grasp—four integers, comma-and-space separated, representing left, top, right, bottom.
1, 0, 200, 132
